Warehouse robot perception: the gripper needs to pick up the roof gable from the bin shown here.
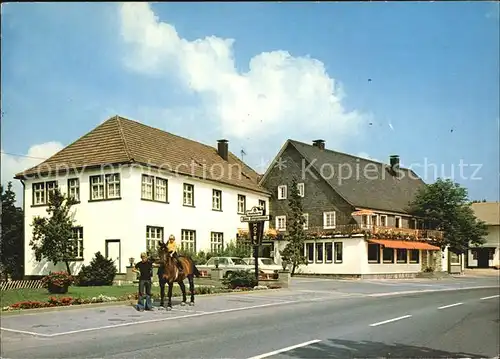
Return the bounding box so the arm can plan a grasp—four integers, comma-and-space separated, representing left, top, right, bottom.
471, 202, 500, 225
288, 140, 426, 214
16, 116, 269, 195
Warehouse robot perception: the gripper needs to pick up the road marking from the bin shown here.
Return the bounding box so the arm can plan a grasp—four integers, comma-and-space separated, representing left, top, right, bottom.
0, 327, 52, 337
247, 339, 322, 359
480, 295, 500, 300
438, 302, 463, 310
368, 285, 499, 297
369, 315, 412, 327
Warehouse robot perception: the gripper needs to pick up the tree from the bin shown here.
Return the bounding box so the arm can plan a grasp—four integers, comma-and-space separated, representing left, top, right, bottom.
409, 178, 488, 252
280, 176, 308, 275
1, 182, 24, 280
30, 188, 79, 275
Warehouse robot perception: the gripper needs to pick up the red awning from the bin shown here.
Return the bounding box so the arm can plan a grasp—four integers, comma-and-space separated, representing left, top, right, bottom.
367, 239, 440, 251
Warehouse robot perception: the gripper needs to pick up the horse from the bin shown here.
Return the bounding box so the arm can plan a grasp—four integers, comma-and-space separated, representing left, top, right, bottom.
157, 243, 201, 310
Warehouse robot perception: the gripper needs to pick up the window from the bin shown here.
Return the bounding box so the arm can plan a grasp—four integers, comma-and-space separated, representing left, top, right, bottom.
371, 215, 378, 227
361, 215, 369, 228
90, 174, 120, 200
368, 243, 380, 263
297, 183, 305, 197
237, 194, 246, 213
146, 226, 163, 253
323, 211, 336, 229
449, 250, 460, 264
409, 218, 418, 229
258, 199, 266, 212
380, 215, 387, 227
212, 189, 222, 210
183, 183, 194, 206
211, 232, 224, 252
305, 243, 314, 262
409, 249, 419, 263
181, 230, 196, 252
325, 242, 333, 262
316, 242, 324, 263
396, 249, 407, 263
276, 216, 286, 231
334, 242, 343, 263
68, 178, 80, 202
395, 216, 402, 228
303, 213, 309, 230
277, 185, 287, 199
471, 249, 478, 260
383, 247, 394, 263
32, 181, 58, 206
71, 227, 84, 259
141, 175, 168, 202
33, 182, 45, 205
488, 248, 495, 260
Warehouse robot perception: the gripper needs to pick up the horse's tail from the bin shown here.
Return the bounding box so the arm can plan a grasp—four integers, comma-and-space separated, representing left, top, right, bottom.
191, 262, 201, 278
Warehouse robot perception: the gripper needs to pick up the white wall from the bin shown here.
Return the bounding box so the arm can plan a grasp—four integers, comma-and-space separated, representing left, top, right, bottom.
22, 164, 269, 276
467, 225, 500, 267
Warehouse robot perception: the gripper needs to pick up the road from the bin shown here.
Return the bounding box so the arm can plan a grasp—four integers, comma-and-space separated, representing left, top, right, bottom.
1, 277, 499, 358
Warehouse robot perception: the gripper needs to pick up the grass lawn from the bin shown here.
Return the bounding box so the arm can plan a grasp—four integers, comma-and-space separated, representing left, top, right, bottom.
1, 278, 224, 308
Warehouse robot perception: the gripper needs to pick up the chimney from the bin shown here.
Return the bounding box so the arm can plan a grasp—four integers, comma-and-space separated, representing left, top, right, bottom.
389, 155, 400, 171
217, 139, 228, 161
312, 139, 325, 150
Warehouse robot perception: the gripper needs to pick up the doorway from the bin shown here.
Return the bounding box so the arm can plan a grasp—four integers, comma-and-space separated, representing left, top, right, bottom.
105, 239, 122, 273
476, 248, 491, 268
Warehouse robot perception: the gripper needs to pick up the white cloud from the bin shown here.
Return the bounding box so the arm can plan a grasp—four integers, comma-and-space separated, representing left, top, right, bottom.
117, 3, 364, 145
1, 142, 64, 205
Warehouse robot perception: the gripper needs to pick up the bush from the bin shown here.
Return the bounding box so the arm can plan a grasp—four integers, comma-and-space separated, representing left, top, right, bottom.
222, 270, 257, 289
42, 271, 74, 291
76, 252, 117, 286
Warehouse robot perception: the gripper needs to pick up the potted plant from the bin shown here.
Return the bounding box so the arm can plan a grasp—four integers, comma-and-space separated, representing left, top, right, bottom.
42, 271, 74, 294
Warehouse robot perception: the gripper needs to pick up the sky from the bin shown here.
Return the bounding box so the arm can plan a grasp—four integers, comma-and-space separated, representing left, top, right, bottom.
1, 2, 499, 206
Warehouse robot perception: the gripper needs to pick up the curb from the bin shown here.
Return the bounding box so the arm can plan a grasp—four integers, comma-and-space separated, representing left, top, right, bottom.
368, 285, 500, 297
0, 288, 285, 317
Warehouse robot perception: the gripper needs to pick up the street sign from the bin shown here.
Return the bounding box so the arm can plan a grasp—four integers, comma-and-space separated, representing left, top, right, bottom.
238, 205, 271, 285
240, 215, 271, 222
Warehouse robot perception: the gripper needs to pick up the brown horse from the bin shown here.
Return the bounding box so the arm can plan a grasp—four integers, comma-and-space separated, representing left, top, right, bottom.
157, 243, 200, 310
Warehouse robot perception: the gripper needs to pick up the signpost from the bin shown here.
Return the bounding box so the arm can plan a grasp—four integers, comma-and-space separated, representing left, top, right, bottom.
240, 206, 271, 284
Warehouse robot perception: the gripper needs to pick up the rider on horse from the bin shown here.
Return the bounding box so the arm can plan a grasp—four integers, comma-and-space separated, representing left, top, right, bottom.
167, 234, 184, 274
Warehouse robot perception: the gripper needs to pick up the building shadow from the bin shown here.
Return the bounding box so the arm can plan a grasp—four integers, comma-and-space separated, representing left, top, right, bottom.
283, 338, 492, 358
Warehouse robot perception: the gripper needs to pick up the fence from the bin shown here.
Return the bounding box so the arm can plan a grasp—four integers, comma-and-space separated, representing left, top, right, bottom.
1, 279, 44, 291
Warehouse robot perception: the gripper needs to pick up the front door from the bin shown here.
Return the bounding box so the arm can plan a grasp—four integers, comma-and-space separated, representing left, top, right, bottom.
106, 240, 121, 273
477, 248, 490, 268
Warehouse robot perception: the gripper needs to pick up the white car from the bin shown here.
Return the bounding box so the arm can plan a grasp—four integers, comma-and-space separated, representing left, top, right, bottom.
197, 256, 253, 277
243, 257, 281, 277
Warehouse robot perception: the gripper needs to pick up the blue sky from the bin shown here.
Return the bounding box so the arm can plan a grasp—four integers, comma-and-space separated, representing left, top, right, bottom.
1, 2, 499, 203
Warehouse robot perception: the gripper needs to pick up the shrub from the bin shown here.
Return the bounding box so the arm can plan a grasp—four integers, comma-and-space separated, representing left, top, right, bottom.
76, 251, 117, 286
222, 270, 257, 289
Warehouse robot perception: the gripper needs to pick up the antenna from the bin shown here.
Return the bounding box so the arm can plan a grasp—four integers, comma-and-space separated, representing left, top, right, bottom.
241, 148, 247, 161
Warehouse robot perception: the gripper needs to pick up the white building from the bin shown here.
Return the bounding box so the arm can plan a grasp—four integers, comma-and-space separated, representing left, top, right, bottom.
468, 202, 500, 269
16, 116, 270, 276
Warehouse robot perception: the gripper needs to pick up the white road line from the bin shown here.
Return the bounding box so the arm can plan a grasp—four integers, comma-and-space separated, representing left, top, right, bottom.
438, 302, 463, 310
480, 295, 500, 300
369, 315, 412, 327
247, 339, 322, 359
368, 285, 499, 297
0, 327, 52, 337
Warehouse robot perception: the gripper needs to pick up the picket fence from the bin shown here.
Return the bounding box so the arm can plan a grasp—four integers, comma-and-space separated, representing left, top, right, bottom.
1, 279, 44, 291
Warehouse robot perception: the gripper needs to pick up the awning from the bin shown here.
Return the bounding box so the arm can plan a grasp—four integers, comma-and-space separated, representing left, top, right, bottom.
367, 239, 440, 251
352, 209, 375, 216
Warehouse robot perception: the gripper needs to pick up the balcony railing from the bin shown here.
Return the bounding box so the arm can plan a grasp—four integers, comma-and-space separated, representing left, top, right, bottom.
302, 224, 443, 241
238, 224, 444, 241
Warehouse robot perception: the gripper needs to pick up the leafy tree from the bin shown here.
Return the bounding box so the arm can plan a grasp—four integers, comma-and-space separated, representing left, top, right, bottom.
280, 176, 307, 275
1, 182, 24, 280
30, 187, 79, 275
409, 178, 488, 252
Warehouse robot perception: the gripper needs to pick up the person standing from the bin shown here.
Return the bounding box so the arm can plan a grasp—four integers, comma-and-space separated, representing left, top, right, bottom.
132, 252, 157, 311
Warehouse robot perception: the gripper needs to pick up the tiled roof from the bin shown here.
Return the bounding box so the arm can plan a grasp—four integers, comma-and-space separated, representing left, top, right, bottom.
288, 140, 427, 214
471, 202, 500, 225
15, 116, 270, 195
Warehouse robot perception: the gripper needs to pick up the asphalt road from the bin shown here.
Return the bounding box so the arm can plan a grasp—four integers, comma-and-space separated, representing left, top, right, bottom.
1, 277, 499, 359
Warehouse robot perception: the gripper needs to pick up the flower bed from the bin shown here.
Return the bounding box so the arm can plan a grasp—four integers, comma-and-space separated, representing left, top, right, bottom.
1, 284, 277, 312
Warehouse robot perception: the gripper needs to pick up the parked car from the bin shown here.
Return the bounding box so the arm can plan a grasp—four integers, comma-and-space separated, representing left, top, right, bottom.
242, 257, 281, 277
197, 256, 253, 277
